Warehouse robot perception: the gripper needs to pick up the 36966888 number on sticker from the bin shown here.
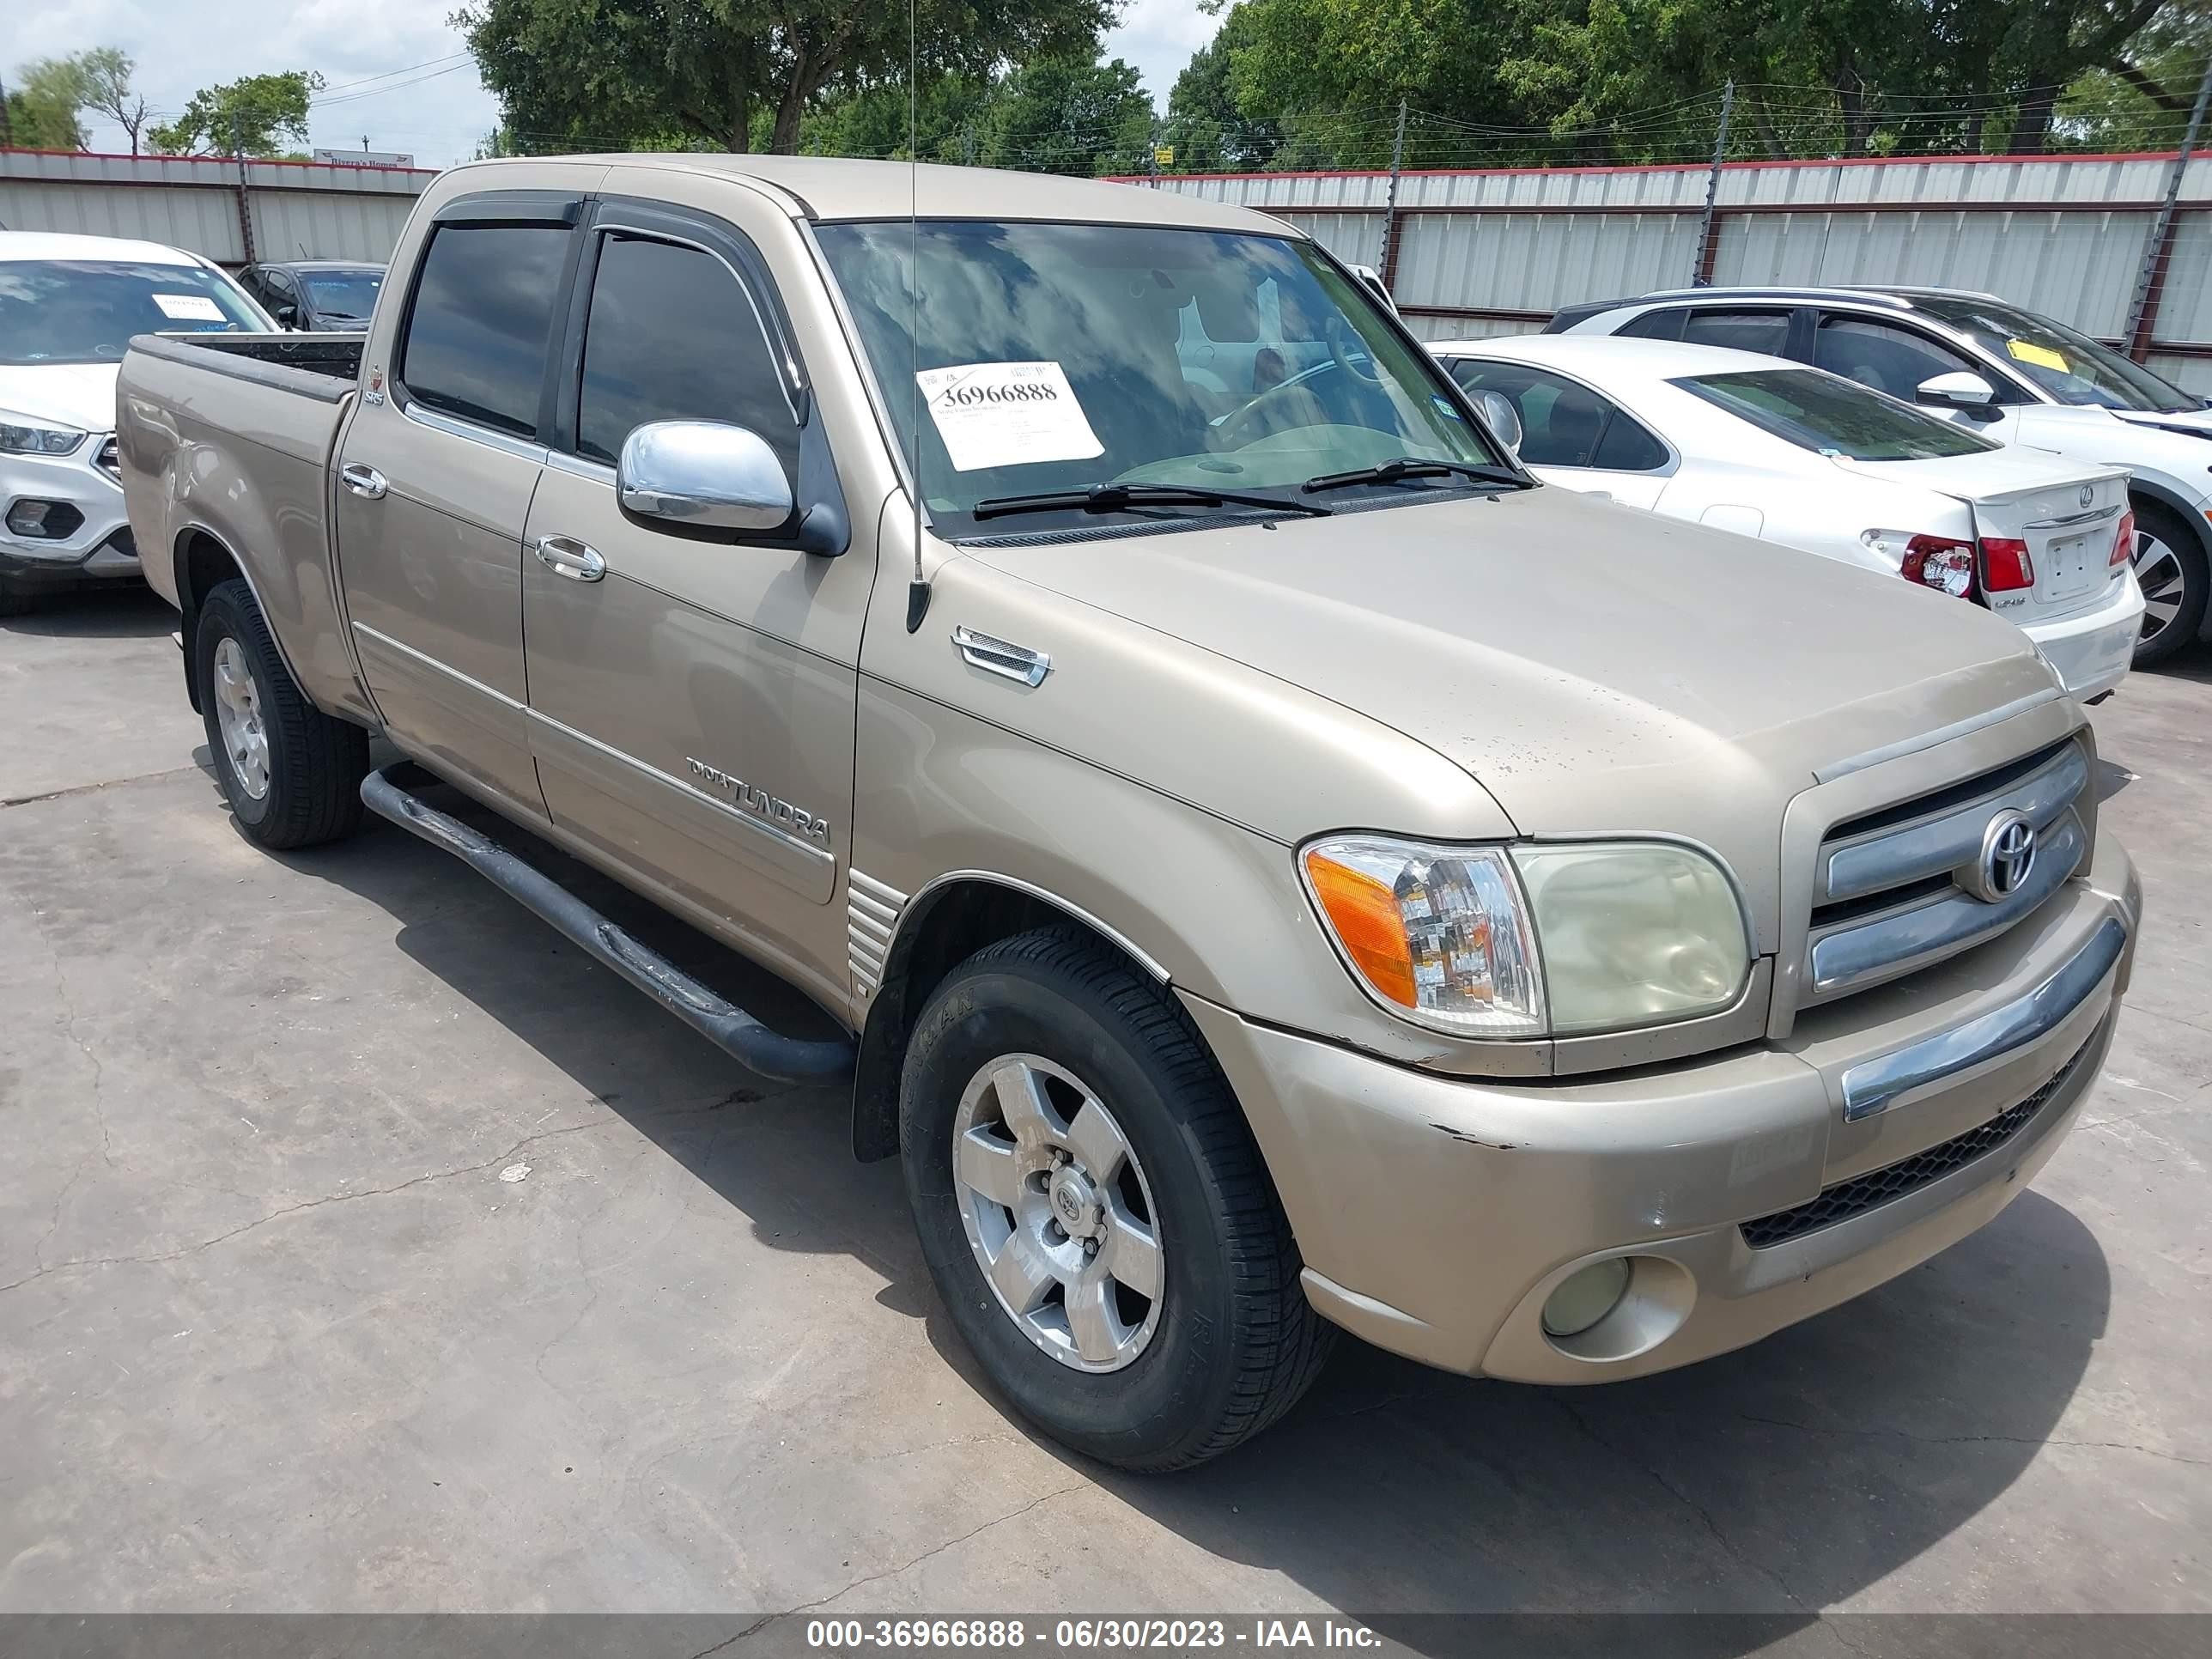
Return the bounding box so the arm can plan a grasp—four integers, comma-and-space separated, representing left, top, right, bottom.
914, 362, 1104, 472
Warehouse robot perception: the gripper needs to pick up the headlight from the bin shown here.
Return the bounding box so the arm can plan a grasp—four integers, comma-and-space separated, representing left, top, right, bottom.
1301, 840, 1546, 1036
1302, 836, 1749, 1039
0, 410, 87, 456
1511, 842, 1750, 1033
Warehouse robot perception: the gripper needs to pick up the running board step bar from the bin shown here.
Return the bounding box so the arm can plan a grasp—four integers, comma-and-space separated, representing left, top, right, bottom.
361, 766, 855, 1083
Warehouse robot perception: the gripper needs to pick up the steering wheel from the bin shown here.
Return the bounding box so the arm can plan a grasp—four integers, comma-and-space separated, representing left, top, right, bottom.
1328, 313, 1383, 386
1212, 360, 1339, 452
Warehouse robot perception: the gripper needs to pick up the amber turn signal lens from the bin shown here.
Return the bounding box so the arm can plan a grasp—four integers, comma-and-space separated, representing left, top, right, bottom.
1303, 849, 1417, 1008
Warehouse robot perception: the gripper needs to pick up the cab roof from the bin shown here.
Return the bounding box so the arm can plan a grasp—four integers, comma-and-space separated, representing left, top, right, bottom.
464, 153, 1303, 236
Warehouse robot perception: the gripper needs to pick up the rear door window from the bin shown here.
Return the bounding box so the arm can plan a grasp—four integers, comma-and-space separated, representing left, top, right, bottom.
573, 233, 800, 483
1617, 307, 1687, 342
398, 223, 571, 436
1449, 358, 1669, 471
1680, 308, 1793, 357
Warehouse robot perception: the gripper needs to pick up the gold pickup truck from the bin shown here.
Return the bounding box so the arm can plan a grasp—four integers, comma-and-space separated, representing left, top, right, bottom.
118, 155, 2141, 1471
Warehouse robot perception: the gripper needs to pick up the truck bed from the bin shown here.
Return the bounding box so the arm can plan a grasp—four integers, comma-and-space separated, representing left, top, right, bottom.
127, 331, 364, 394
118, 329, 371, 726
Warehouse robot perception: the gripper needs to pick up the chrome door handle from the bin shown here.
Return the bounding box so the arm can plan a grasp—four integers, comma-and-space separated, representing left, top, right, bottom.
533, 534, 606, 582
340, 462, 386, 500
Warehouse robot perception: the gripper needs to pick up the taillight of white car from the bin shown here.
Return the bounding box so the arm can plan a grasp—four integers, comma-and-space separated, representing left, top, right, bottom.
1867, 512, 2135, 605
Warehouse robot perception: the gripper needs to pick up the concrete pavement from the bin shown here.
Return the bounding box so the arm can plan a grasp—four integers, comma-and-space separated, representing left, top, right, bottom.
1, 589, 2205, 1620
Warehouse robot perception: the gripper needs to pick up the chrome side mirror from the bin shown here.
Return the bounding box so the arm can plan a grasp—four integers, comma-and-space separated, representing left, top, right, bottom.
617, 420, 793, 533
1476, 389, 1523, 455
1916, 370, 1998, 411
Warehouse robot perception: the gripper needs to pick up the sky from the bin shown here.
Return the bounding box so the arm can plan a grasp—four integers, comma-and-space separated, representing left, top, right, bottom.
11, 0, 1224, 170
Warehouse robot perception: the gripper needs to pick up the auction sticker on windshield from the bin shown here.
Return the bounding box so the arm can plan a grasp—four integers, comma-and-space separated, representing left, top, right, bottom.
152, 293, 228, 322
916, 362, 1103, 471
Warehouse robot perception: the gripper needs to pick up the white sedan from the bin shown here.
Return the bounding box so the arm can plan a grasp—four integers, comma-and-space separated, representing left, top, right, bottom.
1432, 334, 2147, 702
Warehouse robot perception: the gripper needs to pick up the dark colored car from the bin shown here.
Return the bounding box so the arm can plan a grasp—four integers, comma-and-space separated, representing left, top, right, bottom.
236, 261, 386, 332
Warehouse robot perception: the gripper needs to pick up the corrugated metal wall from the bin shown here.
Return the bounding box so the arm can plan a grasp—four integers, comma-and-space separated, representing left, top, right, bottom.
1148, 152, 2212, 392
0, 150, 432, 266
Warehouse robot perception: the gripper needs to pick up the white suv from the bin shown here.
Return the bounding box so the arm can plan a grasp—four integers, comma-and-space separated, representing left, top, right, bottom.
0, 232, 273, 616
1549, 286, 2212, 666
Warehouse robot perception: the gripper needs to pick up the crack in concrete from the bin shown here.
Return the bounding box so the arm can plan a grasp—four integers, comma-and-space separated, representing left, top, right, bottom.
0, 1115, 625, 1299
0, 764, 201, 812
1550, 1396, 1808, 1612
782, 1480, 1090, 1617
1735, 1412, 2211, 1468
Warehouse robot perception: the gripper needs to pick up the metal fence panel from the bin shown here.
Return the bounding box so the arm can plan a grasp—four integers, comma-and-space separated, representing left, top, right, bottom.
1154, 150, 2212, 392
0, 149, 432, 267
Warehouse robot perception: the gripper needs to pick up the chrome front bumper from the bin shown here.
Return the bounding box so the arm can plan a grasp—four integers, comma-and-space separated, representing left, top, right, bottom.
1184, 830, 2138, 1383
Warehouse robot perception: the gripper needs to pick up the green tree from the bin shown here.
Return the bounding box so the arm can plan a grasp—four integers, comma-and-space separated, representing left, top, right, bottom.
455, 0, 1115, 156
977, 54, 1155, 175
149, 70, 325, 157
79, 48, 151, 155
1163, 5, 1280, 170
4, 56, 98, 151
1183, 0, 2193, 167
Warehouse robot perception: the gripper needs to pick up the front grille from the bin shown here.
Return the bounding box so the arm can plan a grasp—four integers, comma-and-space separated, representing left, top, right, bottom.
1740, 1036, 2092, 1249
94, 437, 120, 482
1802, 738, 2088, 1004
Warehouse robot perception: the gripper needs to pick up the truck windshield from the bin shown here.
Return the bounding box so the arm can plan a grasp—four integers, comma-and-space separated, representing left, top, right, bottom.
0, 260, 266, 365
301, 269, 384, 322
1674, 368, 2000, 461
1911, 294, 2195, 413
814, 219, 1508, 538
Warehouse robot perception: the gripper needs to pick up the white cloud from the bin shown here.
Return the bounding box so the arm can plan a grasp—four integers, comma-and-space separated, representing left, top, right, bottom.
9, 0, 501, 168
1103, 0, 1222, 108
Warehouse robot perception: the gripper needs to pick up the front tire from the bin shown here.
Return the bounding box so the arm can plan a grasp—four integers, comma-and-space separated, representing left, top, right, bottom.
194, 578, 368, 848
902, 927, 1334, 1471
2130, 498, 2209, 669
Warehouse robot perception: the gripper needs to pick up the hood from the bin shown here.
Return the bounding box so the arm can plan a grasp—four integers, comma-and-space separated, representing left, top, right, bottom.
2112, 404, 2212, 437
964, 486, 2059, 944
0, 362, 122, 435
2014, 402, 2212, 492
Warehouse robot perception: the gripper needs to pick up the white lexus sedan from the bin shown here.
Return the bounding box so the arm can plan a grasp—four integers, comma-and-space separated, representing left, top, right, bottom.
1432, 334, 2147, 702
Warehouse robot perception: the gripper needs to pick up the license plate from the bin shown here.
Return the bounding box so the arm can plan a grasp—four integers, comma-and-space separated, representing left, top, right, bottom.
2045, 532, 2101, 599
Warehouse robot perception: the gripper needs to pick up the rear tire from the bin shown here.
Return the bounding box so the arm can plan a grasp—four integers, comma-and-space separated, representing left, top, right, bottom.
194, 578, 368, 848
901, 927, 1334, 1471
2130, 498, 2209, 669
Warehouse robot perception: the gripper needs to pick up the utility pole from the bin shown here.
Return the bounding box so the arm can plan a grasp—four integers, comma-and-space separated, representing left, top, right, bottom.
1378, 99, 1408, 290
231, 111, 258, 267
1148, 117, 1161, 186
2124, 51, 2212, 362
1692, 78, 1735, 287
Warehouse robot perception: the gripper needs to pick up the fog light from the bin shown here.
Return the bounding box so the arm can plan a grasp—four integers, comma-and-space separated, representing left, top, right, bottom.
1541, 1258, 1632, 1338
9, 500, 53, 536
7, 499, 80, 539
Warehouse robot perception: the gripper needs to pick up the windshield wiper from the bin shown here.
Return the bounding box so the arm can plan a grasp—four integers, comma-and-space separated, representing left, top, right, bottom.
1301, 456, 1528, 494
970, 482, 1332, 522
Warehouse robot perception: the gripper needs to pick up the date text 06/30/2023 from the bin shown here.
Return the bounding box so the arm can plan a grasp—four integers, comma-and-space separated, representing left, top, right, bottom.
805, 1620, 1384, 1650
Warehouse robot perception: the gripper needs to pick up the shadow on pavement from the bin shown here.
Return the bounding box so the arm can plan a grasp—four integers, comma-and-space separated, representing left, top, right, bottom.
270, 772, 2108, 1634
0, 585, 177, 641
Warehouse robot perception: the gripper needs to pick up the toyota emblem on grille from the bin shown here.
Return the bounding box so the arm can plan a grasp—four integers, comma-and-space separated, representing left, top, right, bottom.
1968, 809, 2037, 903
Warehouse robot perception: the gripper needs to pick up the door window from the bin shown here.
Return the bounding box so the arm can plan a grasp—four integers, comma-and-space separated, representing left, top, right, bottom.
574, 234, 800, 483
1814, 315, 1994, 402
1617, 307, 1687, 341
398, 223, 570, 436
1449, 359, 1669, 472
1679, 308, 1792, 356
